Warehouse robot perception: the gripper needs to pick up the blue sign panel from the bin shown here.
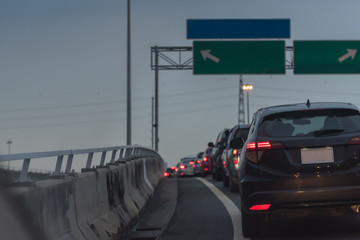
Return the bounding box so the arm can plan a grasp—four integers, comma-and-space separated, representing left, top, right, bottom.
187, 19, 290, 39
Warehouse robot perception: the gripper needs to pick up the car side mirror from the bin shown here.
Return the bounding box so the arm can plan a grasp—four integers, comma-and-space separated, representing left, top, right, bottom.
230, 138, 244, 149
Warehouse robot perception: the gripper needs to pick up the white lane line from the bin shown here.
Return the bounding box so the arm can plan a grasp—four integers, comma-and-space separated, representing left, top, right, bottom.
196, 177, 245, 240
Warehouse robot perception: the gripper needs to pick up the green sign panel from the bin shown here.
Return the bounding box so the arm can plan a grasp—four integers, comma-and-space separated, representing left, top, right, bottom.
294, 41, 360, 74
193, 41, 285, 75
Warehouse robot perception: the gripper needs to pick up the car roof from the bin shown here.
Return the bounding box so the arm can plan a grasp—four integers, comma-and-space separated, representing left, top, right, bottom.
255, 102, 359, 118
182, 154, 197, 159
231, 124, 251, 130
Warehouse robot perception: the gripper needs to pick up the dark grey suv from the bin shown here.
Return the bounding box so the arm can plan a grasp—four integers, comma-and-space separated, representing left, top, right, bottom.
231, 102, 360, 237
221, 124, 250, 192
210, 128, 230, 181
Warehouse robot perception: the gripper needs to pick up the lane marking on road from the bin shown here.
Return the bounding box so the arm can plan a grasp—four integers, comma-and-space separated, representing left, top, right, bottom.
196, 177, 245, 240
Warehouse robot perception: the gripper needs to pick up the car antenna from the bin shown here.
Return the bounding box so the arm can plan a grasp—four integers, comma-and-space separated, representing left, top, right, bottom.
306, 99, 311, 108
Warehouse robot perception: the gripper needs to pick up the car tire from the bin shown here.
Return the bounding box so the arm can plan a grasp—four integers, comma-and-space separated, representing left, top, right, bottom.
229, 173, 239, 193
215, 168, 222, 181
223, 173, 229, 187
241, 212, 257, 238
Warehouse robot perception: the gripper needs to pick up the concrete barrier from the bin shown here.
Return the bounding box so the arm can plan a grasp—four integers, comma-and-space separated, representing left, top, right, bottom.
8, 155, 164, 240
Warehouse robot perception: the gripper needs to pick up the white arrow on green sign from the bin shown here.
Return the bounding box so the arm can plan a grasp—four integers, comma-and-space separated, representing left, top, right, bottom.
294, 41, 360, 74
193, 41, 285, 75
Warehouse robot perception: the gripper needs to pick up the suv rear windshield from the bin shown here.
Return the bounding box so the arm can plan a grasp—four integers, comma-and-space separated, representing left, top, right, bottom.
235, 128, 250, 140
258, 109, 360, 137
205, 148, 213, 154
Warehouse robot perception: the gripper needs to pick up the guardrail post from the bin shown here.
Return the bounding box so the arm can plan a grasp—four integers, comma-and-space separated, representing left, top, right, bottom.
119, 149, 124, 160
18, 158, 31, 182
110, 150, 117, 163
54, 155, 64, 174
65, 154, 74, 173
100, 151, 106, 166
86, 152, 94, 169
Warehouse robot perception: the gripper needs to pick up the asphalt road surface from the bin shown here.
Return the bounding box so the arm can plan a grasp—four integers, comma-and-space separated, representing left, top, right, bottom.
130, 175, 360, 240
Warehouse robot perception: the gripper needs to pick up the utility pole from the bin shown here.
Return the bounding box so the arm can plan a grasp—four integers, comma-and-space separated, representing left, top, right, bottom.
126, 0, 132, 145
154, 46, 159, 151
151, 97, 154, 149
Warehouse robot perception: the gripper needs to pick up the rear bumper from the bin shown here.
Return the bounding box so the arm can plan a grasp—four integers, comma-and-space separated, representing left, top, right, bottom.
241, 183, 360, 212
179, 169, 194, 176
201, 163, 212, 172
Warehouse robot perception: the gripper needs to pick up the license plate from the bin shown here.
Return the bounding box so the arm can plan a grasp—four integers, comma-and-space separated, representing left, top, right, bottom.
301, 147, 334, 164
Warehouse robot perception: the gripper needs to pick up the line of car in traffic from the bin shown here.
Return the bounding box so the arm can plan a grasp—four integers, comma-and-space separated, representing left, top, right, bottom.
164, 147, 213, 178
166, 100, 360, 237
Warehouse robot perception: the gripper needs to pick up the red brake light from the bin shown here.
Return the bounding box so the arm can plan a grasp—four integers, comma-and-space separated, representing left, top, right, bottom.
196, 160, 201, 164
249, 204, 271, 211
189, 161, 194, 165
349, 137, 360, 144
164, 172, 169, 177
233, 159, 239, 165
246, 142, 256, 150
170, 166, 175, 170
203, 157, 208, 162
245, 141, 284, 164
175, 168, 178, 172
179, 165, 185, 169
204, 168, 208, 171
257, 141, 272, 149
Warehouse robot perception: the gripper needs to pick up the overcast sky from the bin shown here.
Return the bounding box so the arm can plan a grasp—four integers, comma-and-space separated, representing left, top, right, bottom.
2, 0, 360, 169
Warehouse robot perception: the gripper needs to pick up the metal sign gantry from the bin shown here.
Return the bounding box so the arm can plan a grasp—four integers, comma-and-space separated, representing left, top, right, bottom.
150, 46, 294, 151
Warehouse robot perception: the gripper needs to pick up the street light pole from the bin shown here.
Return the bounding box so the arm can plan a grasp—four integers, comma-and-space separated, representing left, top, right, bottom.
126, 0, 132, 145
246, 91, 250, 124
242, 84, 254, 124
7, 140, 12, 169
7, 140, 12, 154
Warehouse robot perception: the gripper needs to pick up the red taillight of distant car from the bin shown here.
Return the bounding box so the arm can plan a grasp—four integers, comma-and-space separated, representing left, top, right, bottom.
179, 165, 185, 169
204, 168, 208, 171
175, 168, 178, 172
249, 204, 271, 211
170, 166, 175, 170
189, 161, 194, 165
164, 172, 169, 177
233, 159, 239, 165
196, 160, 201, 164
203, 157, 208, 162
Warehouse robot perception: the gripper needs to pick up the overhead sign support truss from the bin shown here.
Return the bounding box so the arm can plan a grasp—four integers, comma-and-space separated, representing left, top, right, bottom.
151, 46, 294, 70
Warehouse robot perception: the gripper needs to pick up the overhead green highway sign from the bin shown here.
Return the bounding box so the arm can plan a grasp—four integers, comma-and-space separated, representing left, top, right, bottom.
193, 41, 285, 75
294, 41, 360, 74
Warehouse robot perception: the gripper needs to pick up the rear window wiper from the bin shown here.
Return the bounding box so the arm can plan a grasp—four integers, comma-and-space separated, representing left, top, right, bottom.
312, 129, 345, 137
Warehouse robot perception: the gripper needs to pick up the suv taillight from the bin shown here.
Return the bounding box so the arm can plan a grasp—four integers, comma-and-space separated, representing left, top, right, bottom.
349, 137, 360, 145
246, 141, 284, 163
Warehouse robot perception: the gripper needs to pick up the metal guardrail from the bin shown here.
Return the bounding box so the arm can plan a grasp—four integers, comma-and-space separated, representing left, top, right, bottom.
0, 145, 160, 182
